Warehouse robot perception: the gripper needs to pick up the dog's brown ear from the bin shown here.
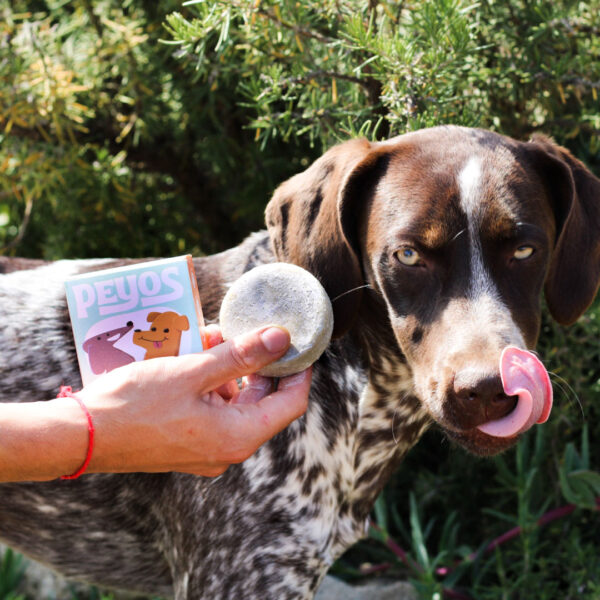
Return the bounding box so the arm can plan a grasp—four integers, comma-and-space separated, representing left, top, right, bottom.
528, 135, 600, 325
147, 311, 160, 322
177, 315, 190, 331
266, 138, 386, 338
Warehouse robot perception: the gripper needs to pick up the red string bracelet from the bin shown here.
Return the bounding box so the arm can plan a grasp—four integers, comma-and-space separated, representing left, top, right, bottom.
57, 386, 95, 480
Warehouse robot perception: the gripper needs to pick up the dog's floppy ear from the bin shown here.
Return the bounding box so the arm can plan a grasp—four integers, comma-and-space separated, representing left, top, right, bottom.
147, 311, 160, 322
177, 315, 190, 331
266, 138, 386, 338
528, 135, 600, 325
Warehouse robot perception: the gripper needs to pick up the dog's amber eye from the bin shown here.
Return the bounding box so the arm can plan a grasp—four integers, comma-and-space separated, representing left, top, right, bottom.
395, 247, 421, 266
513, 245, 534, 260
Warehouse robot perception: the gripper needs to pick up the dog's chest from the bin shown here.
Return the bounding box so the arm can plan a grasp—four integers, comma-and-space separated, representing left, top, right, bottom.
203, 346, 431, 568
244, 359, 369, 558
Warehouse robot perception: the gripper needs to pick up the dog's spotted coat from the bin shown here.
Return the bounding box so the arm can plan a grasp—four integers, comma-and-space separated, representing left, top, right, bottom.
1, 126, 600, 599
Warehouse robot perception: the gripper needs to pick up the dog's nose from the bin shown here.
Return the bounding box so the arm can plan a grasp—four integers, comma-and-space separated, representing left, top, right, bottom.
452, 370, 518, 429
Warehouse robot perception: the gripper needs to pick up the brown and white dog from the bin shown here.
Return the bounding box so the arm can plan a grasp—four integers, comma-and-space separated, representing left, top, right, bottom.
1, 126, 599, 599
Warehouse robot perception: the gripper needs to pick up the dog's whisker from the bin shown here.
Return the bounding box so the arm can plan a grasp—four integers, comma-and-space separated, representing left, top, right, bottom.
548, 371, 585, 418
550, 378, 584, 419
549, 378, 571, 403
331, 284, 373, 303
547, 371, 577, 401
450, 228, 467, 243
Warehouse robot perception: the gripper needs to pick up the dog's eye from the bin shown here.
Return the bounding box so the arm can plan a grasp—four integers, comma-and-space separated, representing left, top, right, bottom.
164, 328, 169, 333
395, 247, 421, 266
151, 327, 157, 331
513, 245, 534, 260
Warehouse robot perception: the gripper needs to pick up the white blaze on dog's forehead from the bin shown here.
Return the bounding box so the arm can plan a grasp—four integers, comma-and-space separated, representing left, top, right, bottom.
457, 155, 496, 299
451, 156, 525, 366
458, 156, 483, 219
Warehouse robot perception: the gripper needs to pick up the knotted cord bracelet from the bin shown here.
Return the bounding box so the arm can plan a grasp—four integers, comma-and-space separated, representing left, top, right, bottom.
57, 386, 95, 480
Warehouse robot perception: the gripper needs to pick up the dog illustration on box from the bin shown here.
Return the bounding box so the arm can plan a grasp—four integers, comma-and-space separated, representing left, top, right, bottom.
133, 311, 189, 359
82, 321, 136, 374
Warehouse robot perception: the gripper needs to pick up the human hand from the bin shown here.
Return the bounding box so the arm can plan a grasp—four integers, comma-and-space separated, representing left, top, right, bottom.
78, 325, 311, 477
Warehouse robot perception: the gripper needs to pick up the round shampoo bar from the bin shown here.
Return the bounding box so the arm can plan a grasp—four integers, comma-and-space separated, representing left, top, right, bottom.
219, 263, 334, 377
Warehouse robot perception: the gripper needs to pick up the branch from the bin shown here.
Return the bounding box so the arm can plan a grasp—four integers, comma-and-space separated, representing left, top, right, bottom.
254, 5, 335, 45
533, 71, 600, 90
369, 497, 599, 600
1, 193, 34, 254
435, 497, 599, 577
260, 68, 379, 99
82, 0, 104, 39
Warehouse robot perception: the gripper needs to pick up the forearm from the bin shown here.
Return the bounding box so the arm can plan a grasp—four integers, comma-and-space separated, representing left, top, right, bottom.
0, 399, 89, 482
0, 327, 310, 482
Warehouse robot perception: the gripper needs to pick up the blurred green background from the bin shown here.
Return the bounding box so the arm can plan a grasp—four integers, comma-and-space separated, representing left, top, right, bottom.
1, 1, 599, 599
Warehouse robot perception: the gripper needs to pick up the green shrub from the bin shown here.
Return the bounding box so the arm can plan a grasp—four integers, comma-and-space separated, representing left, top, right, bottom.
2, 0, 599, 258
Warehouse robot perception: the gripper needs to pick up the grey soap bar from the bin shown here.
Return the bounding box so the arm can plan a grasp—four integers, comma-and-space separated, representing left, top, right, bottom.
219, 263, 334, 377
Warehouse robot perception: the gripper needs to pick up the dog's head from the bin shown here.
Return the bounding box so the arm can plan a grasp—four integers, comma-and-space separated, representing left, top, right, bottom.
133, 311, 190, 359
83, 321, 134, 352
266, 126, 600, 455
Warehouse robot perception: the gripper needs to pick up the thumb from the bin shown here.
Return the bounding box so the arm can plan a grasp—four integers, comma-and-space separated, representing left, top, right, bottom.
195, 326, 291, 392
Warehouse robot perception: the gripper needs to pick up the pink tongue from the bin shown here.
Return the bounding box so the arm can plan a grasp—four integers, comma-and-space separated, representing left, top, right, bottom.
477, 347, 553, 438
153, 341, 163, 349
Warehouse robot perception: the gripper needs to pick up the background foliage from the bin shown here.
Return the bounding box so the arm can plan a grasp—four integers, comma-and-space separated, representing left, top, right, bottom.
1, 1, 599, 599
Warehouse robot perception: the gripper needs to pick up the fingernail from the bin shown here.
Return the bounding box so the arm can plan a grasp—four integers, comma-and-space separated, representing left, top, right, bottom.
260, 326, 290, 353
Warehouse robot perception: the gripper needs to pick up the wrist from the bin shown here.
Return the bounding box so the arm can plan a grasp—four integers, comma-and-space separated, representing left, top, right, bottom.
57, 387, 95, 479
0, 399, 90, 482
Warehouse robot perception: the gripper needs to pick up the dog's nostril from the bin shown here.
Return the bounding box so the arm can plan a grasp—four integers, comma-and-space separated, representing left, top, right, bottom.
487, 393, 518, 421
493, 392, 514, 404
452, 372, 516, 428
494, 393, 518, 409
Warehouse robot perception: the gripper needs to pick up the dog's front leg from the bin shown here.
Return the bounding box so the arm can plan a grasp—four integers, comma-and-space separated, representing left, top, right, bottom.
159, 458, 341, 599
170, 550, 327, 600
